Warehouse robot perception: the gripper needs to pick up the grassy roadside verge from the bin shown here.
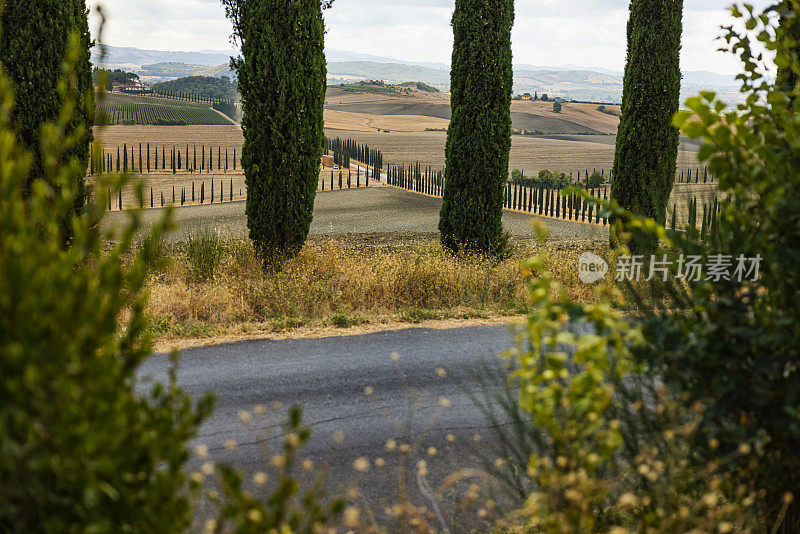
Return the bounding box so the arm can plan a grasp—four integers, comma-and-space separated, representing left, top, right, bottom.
143, 234, 608, 348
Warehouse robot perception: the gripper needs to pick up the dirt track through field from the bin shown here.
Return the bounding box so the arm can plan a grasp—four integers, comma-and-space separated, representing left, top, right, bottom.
103, 186, 608, 244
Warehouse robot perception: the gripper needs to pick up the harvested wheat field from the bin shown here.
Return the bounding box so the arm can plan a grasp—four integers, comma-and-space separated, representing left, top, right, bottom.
510, 100, 621, 134
324, 87, 620, 134
93, 124, 244, 151
322, 129, 702, 176
324, 109, 450, 132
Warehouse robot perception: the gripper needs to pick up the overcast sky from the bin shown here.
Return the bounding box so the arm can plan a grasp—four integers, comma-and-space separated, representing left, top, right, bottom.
87, 0, 774, 75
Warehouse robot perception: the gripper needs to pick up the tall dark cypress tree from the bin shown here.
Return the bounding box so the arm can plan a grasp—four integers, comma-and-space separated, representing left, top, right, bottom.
611, 0, 683, 253
1, 0, 93, 237
224, 0, 327, 261
438, 0, 514, 255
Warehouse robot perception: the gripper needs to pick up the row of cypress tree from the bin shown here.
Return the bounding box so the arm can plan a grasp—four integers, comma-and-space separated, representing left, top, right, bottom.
90, 144, 239, 174
8, 0, 795, 261
325, 137, 383, 171
221, 0, 682, 259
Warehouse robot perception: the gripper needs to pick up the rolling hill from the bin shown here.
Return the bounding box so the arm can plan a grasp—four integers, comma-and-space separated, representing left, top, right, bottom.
94, 45, 742, 104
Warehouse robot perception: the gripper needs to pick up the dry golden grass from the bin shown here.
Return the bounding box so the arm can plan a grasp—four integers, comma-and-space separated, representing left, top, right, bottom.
144, 236, 605, 346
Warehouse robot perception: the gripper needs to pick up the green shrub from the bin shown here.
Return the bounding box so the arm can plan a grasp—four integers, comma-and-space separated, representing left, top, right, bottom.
587, 169, 604, 188
536, 170, 570, 189
504, 4, 800, 529
330, 313, 365, 328
501, 223, 759, 532
185, 228, 225, 282
640, 3, 800, 526
0, 46, 214, 532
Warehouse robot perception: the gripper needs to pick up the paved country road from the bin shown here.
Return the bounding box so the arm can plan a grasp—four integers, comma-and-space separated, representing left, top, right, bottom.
137, 324, 524, 528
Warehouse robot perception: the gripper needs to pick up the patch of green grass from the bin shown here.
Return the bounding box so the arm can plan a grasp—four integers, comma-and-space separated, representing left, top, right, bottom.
185, 229, 224, 282
400, 308, 444, 324
146, 317, 218, 339
330, 313, 366, 328
455, 310, 489, 320
270, 316, 307, 332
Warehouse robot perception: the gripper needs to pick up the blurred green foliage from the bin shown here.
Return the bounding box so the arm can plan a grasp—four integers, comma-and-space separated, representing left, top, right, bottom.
0, 35, 215, 532
501, 3, 800, 531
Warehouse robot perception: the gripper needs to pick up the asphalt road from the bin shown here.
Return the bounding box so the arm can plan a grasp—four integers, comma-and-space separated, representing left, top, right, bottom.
137, 324, 523, 529
105, 186, 608, 243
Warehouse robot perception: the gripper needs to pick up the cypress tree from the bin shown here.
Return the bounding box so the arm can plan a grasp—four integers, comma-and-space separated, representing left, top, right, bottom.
123, 144, 128, 172
611, 0, 683, 253
226, 0, 327, 260
0, 0, 93, 218
670, 203, 677, 230
439, 0, 514, 255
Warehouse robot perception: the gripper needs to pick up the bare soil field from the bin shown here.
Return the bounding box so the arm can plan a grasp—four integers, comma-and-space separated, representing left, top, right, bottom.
511, 100, 621, 134
94, 124, 244, 150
